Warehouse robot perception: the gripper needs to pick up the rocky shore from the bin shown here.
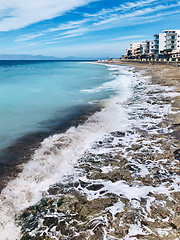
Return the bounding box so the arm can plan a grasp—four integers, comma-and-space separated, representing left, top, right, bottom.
17, 62, 180, 240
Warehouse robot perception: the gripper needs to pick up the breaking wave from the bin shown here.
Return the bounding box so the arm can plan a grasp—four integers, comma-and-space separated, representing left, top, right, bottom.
0, 64, 136, 239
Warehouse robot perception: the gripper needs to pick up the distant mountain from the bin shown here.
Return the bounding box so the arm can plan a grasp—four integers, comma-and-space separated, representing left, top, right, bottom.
0, 54, 60, 60
60, 56, 99, 60
0, 54, 104, 61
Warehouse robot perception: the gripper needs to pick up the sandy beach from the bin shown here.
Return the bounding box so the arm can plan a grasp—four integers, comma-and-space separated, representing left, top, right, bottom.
116, 61, 180, 140
13, 61, 179, 240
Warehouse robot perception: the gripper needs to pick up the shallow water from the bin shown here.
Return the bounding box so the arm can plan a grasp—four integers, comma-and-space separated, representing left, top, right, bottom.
0, 61, 119, 154
0, 62, 135, 239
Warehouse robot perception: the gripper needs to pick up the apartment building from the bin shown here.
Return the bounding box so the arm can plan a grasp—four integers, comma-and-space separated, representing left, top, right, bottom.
154, 30, 180, 54
124, 29, 180, 60
146, 40, 154, 55
130, 43, 141, 56
140, 42, 147, 55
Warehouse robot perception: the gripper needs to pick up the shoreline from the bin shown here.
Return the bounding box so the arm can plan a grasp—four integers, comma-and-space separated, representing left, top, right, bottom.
16, 62, 180, 239
100, 60, 180, 139
0, 62, 179, 239
0, 104, 101, 193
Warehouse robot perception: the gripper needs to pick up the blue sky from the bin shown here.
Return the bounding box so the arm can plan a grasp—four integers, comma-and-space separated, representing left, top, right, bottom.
0, 0, 180, 58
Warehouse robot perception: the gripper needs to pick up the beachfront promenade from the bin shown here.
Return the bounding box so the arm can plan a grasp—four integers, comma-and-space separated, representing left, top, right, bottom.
98, 58, 180, 67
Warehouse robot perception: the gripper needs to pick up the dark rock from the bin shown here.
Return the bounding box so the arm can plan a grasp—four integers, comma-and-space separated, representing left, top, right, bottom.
174, 149, 180, 160
86, 184, 104, 191
43, 217, 58, 228
79, 179, 89, 188
21, 234, 43, 240
111, 131, 125, 137
57, 198, 64, 207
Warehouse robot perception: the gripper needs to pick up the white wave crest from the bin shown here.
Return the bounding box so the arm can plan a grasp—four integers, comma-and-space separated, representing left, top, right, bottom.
0, 64, 134, 240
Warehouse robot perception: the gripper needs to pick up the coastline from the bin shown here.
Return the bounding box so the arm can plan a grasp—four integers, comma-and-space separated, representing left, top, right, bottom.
16, 62, 180, 239
101, 60, 180, 138
0, 104, 101, 193
0, 62, 179, 239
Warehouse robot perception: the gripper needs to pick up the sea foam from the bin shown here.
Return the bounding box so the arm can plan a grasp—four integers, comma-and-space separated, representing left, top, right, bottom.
0, 64, 134, 239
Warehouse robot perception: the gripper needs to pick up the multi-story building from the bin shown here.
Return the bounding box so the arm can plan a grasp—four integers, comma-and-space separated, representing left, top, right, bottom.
165, 30, 180, 52
127, 41, 155, 57
146, 40, 154, 55
154, 34, 159, 55
126, 47, 132, 56
130, 43, 141, 56
154, 30, 180, 54
125, 30, 180, 60
140, 42, 147, 55
140, 40, 154, 55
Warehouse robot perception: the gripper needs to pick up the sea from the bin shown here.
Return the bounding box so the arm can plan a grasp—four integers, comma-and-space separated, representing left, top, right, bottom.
2, 60, 174, 239
0, 60, 116, 154
0, 60, 133, 239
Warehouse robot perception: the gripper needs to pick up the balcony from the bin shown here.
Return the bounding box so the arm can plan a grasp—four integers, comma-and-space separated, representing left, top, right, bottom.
167, 36, 177, 41
154, 40, 159, 44
154, 34, 159, 38
166, 42, 176, 47
166, 32, 176, 36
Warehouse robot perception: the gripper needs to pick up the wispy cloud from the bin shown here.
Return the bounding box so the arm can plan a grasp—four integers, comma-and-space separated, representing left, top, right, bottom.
119, 0, 159, 10
44, 28, 88, 43
92, 2, 180, 26
10, 0, 180, 46
0, 0, 97, 31
84, 0, 159, 17
15, 33, 44, 42
43, 1, 180, 42
46, 19, 88, 32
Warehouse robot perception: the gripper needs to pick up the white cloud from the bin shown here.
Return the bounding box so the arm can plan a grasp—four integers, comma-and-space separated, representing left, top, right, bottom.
43, 0, 180, 41
84, 0, 158, 17
93, 3, 180, 26
119, 0, 158, 10
0, 0, 97, 31
45, 28, 88, 42
41, 7, 180, 45
15, 33, 44, 42
10, 0, 180, 44
46, 19, 88, 32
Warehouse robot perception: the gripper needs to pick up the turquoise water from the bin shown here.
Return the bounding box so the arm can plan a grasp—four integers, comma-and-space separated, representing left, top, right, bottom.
0, 61, 116, 151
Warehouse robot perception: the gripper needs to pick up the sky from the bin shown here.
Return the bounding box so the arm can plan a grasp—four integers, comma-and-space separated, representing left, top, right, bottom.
0, 0, 180, 58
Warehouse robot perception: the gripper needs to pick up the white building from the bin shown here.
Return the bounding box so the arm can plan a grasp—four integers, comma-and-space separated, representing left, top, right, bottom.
128, 41, 154, 57
146, 40, 154, 55
154, 30, 180, 54
140, 42, 147, 55
130, 43, 141, 56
